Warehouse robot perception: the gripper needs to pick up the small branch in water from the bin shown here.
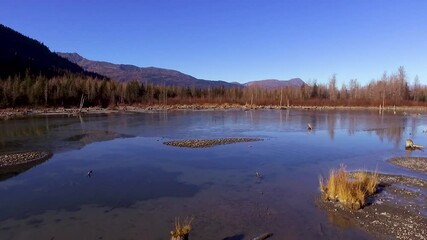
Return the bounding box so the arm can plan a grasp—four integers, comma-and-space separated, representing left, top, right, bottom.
252, 232, 273, 240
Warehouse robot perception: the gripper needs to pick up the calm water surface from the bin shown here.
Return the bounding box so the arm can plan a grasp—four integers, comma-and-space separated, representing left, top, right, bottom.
0, 109, 426, 240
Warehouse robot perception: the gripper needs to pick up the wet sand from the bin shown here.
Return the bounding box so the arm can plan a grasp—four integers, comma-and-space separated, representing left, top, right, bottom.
388, 157, 427, 174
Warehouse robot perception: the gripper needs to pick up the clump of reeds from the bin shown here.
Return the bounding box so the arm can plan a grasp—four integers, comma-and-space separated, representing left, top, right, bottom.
319, 164, 378, 210
170, 216, 193, 240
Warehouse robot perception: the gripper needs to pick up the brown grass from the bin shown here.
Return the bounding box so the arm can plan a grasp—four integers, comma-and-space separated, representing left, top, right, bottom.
319, 164, 378, 209
170, 216, 193, 239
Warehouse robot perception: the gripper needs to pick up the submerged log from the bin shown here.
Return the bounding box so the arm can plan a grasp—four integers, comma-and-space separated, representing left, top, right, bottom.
252, 232, 273, 240
405, 139, 424, 150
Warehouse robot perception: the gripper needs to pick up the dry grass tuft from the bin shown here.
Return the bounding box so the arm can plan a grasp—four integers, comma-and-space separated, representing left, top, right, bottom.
319, 164, 378, 209
170, 216, 194, 240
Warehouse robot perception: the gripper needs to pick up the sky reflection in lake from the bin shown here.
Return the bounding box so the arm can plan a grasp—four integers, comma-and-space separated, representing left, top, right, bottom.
0, 109, 426, 239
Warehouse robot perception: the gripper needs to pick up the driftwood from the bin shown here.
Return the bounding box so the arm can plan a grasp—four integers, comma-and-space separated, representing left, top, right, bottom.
252, 232, 273, 240
405, 139, 424, 150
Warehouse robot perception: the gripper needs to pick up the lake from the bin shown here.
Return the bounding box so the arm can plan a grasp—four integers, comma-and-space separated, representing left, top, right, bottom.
0, 109, 426, 240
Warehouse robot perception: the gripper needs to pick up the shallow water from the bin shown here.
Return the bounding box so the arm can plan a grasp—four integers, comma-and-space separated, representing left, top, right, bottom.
0, 109, 426, 239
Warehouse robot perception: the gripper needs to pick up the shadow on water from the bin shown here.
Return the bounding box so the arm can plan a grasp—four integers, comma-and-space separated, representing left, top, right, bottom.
222, 233, 245, 240
0, 162, 199, 221
0, 114, 136, 154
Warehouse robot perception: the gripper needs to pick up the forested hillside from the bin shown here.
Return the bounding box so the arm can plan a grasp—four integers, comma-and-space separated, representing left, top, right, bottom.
0, 24, 104, 79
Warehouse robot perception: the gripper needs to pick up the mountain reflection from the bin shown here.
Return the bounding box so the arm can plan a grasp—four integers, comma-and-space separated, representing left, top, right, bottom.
0, 110, 422, 153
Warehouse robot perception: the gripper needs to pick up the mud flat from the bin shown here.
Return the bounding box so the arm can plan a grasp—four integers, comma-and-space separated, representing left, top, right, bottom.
0, 151, 52, 176
318, 172, 427, 239
388, 157, 427, 174
163, 138, 263, 148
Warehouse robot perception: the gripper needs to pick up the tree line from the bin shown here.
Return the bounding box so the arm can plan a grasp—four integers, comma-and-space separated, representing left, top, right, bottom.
0, 66, 426, 108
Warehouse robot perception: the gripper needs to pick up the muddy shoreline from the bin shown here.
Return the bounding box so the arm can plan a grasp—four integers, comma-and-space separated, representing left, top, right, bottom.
1, 104, 426, 120
318, 172, 427, 239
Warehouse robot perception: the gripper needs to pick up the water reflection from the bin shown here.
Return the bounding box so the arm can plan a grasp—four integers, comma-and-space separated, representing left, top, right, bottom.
327, 113, 336, 140
0, 110, 424, 154
0, 109, 425, 239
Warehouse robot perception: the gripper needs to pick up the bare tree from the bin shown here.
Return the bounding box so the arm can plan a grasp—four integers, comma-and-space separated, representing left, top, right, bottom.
349, 79, 359, 100
328, 74, 337, 101
413, 75, 420, 101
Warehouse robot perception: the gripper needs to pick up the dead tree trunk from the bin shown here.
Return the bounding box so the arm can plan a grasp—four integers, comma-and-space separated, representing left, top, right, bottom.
79, 94, 85, 113
280, 89, 283, 107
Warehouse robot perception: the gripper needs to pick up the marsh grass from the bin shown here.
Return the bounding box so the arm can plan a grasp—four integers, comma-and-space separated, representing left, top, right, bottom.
319, 165, 378, 209
170, 216, 193, 240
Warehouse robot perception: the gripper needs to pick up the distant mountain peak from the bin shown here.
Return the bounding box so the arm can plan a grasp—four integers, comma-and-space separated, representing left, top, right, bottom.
244, 78, 305, 89
58, 52, 241, 88
64, 52, 84, 60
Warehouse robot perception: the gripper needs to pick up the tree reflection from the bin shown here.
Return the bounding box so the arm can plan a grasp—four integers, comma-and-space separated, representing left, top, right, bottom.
300, 110, 416, 148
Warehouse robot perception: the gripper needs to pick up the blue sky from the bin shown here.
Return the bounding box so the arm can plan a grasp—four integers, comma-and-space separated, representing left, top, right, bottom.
1, 0, 426, 85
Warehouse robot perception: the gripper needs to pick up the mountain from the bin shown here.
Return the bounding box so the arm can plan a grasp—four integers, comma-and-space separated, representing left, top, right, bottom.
58, 52, 240, 89
0, 24, 105, 79
244, 78, 305, 89
0, 24, 304, 90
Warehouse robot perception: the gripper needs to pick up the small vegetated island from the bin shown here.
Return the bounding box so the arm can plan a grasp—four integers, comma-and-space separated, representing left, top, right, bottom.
319, 164, 427, 239
163, 138, 263, 148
